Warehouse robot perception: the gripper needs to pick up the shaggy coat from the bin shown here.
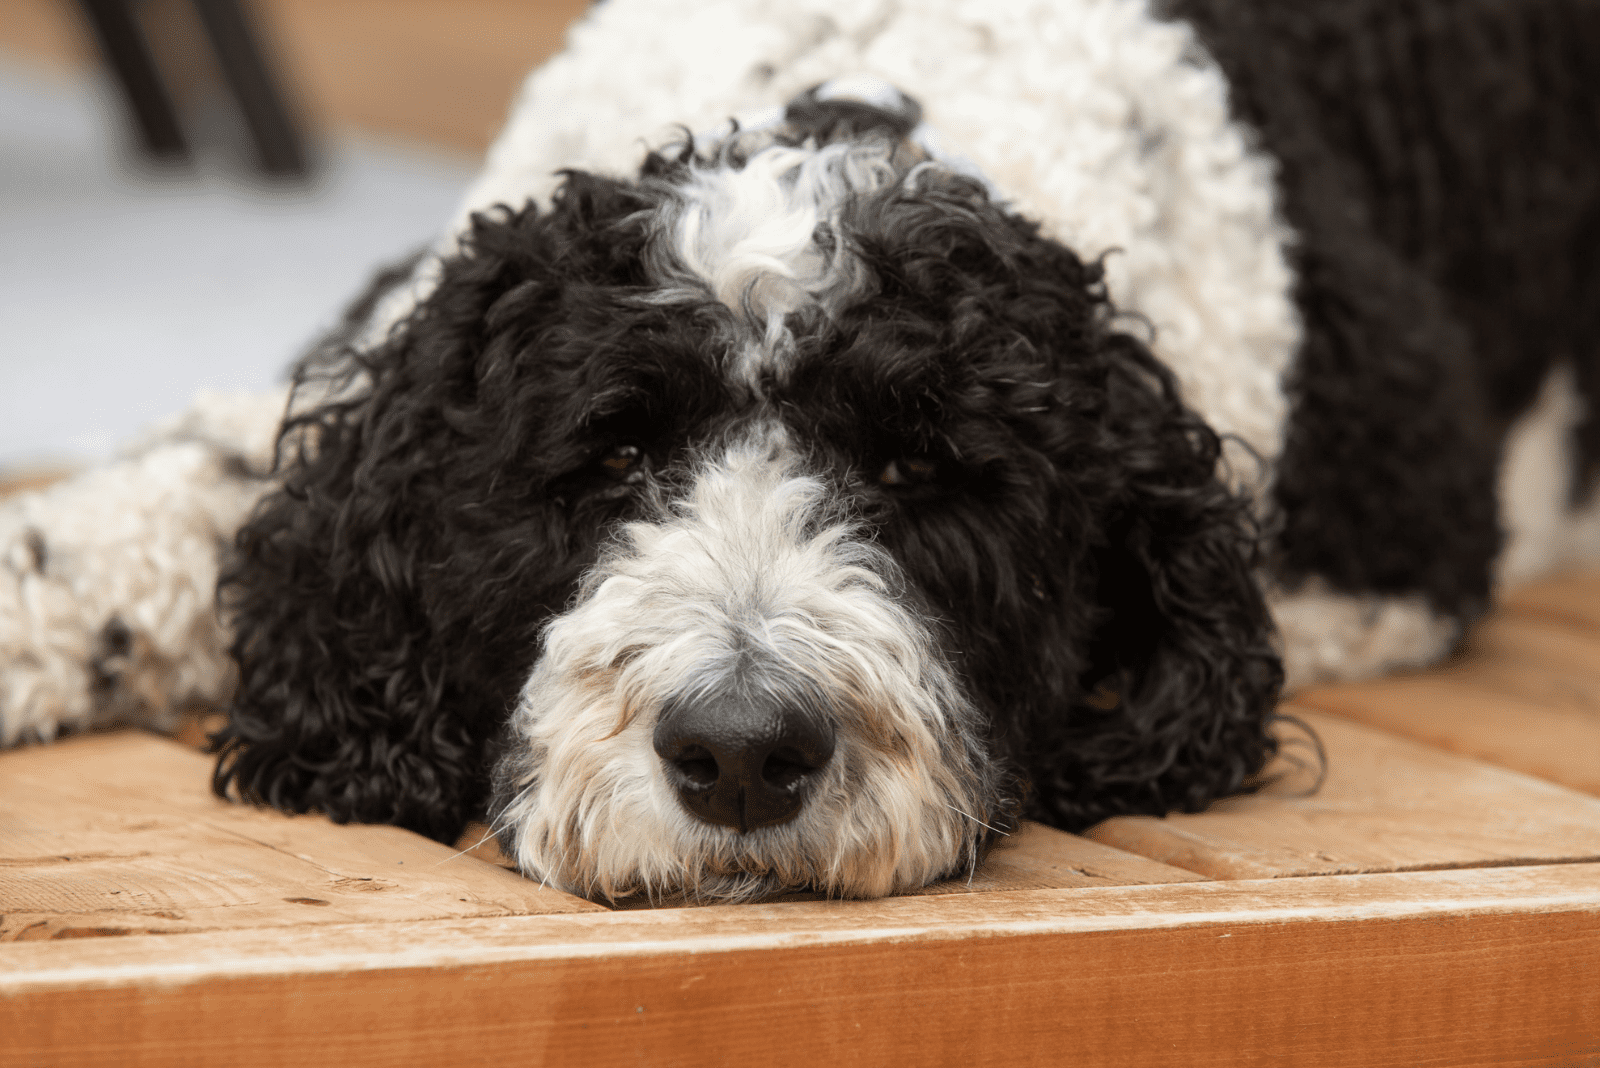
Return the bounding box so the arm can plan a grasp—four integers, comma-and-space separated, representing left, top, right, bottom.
3, 0, 1596, 901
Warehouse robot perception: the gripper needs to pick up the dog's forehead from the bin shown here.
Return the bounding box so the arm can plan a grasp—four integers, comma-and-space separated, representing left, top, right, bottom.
506, 110, 1090, 468
642, 136, 900, 391
637, 127, 996, 400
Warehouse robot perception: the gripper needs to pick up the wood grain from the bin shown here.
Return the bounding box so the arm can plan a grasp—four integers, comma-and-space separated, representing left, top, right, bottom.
774, 820, 1215, 902
6, 733, 1201, 937
1297, 662, 1600, 796
913, 819, 1210, 894
0, 732, 600, 940
3, 865, 1596, 1068
1084, 708, 1600, 879
1293, 597, 1600, 796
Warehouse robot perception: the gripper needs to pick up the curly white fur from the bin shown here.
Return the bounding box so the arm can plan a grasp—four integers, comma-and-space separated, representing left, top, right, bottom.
651, 137, 898, 388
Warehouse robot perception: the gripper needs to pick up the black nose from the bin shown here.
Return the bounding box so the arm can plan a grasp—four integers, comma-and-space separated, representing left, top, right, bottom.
653, 686, 835, 834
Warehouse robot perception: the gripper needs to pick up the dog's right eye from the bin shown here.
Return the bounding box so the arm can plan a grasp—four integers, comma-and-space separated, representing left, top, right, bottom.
599, 445, 648, 482
878, 458, 938, 487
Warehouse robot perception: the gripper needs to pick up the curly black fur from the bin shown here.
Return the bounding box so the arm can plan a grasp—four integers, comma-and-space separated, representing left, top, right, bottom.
215, 145, 1282, 849
215, 173, 713, 841
774, 172, 1282, 828
1172, 0, 1600, 615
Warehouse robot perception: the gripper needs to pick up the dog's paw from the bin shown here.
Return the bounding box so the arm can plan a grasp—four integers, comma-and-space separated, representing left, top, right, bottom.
0, 505, 96, 744
0, 441, 269, 746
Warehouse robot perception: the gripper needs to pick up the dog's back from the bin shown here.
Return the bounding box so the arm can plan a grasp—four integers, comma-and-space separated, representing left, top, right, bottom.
1176, 0, 1600, 629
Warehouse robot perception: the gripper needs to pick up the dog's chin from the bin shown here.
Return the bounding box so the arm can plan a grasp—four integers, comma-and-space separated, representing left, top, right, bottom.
500, 791, 983, 904
500, 775, 981, 904
492, 678, 991, 903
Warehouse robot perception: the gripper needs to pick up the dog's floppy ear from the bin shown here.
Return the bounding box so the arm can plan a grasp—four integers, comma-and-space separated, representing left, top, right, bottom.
827, 181, 1285, 832
213, 174, 659, 842
1023, 328, 1284, 831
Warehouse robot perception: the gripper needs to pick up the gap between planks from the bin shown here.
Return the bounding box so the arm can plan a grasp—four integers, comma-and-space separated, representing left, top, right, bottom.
1085, 707, 1600, 879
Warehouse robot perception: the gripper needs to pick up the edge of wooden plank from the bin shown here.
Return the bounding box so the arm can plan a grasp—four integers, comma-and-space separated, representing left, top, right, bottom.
4, 865, 1598, 1068
3, 862, 1596, 993
911, 819, 1211, 894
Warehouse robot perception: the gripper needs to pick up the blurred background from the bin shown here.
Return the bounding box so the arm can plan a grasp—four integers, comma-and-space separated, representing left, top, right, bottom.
0, 0, 589, 477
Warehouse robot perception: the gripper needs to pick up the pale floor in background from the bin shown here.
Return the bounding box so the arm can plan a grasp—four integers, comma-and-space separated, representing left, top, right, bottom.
0, 58, 475, 469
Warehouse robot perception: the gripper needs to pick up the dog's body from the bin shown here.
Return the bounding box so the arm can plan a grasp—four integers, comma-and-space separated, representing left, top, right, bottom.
4, 0, 1597, 901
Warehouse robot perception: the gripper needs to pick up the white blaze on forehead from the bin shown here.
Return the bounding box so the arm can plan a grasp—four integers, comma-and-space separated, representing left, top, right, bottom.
495, 427, 994, 901
654, 139, 905, 387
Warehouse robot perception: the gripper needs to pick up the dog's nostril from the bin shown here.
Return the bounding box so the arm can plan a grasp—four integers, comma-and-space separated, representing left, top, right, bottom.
761, 746, 822, 791
672, 746, 720, 789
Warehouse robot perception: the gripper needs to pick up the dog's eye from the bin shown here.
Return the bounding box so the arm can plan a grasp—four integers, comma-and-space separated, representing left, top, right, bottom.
878, 458, 938, 486
599, 445, 647, 481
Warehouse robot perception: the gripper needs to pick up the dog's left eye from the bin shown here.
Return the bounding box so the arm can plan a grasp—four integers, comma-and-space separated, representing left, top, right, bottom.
599, 445, 648, 481
878, 458, 938, 486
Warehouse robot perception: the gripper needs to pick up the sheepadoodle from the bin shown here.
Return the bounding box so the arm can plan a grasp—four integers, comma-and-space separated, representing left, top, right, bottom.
3, 0, 1597, 901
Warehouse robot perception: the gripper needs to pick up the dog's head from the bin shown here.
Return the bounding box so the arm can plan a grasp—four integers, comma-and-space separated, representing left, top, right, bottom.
218, 108, 1281, 902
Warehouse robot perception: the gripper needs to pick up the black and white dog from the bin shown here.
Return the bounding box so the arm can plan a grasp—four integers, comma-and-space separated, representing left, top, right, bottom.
3, 0, 1597, 901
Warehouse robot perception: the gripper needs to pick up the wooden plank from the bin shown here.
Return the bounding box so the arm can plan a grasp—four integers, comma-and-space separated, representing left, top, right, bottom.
451, 821, 519, 870
912, 820, 1209, 894
5, 732, 1201, 937
1298, 662, 1600, 796
2, 865, 1596, 1067
1501, 571, 1600, 635
750, 821, 1214, 902
0, 732, 600, 940
1084, 708, 1600, 879
1293, 588, 1600, 797
1469, 612, 1600, 679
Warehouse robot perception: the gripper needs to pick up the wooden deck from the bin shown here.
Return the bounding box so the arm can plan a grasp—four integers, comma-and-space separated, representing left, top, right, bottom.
3, 575, 1600, 1066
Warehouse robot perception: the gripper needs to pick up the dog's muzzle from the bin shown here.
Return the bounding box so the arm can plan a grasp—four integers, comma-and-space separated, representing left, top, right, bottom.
491, 431, 1000, 901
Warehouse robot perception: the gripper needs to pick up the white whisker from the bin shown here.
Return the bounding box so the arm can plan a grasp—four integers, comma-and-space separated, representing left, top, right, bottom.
946, 802, 1009, 837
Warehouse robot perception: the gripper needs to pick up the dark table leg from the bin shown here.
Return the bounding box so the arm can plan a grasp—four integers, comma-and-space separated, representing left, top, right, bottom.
74, 0, 190, 160
190, 0, 309, 178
